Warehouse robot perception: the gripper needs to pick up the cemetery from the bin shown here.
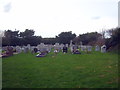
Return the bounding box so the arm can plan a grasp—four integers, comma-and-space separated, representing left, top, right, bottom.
1, 43, 119, 88
1, 28, 119, 88
0, 0, 119, 88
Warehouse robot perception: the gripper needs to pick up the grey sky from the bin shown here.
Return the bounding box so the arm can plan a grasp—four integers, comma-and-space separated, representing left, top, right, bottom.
0, 0, 119, 38
3, 2, 12, 12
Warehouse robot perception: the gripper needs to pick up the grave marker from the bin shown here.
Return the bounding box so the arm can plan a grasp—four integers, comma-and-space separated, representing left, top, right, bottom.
101, 45, 106, 53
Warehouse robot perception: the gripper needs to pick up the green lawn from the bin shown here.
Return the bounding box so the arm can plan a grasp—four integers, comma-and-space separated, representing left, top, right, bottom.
2, 50, 119, 88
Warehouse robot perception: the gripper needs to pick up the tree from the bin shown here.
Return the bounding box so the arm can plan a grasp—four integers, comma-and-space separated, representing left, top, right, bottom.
105, 27, 120, 50
57, 31, 76, 44
2, 30, 20, 46
41, 38, 57, 44
78, 32, 102, 45
2, 29, 42, 46
22, 36, 42, 46
20, 29, 34, 38
106, 29, 114, 38
19, 29, 38, 45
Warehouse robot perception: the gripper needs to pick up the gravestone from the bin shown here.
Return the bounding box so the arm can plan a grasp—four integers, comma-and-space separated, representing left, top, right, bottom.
1, 47, 4, 51
101, 45, 106, 53
40, 43, 45, 46
85, 45, 92, 53
70, 40, 73, 52
16, 46, 22, 53
66, 44, 69, 48
87, 45, 92, 52
72, 45, 81, 54
45, 45, 51, 53
24, 46, 29, 53
54, 43, 61, 52
21, 46, 25, 52
37, 43, 45, 52
32, 47, 38, 54
41, 47, 48, 53
81, 45, 86, 51
72, 45, 78, 53
2, 47, 7, 51
30, 46, 35, 52
80, 45, 83, 51
27, 44, 31, 50
36, 44, 48, 57
38, 44, 50, 54
49, 44, 53, 52
95, 45, 100, 51
60, 44, 64, 50
62, 45, 68, 53
70, 40, 73, 47
70, 46, 73, 53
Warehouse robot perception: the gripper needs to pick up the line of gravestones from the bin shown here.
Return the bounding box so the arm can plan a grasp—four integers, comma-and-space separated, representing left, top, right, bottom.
0, 41, 106, 58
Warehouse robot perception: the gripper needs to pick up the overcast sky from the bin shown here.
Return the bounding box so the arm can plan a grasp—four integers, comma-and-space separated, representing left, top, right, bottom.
0, 0, 119, 38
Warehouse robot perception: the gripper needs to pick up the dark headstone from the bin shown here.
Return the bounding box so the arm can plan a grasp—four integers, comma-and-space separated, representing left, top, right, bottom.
63, 46, 68, 53
34, 48, 38, 53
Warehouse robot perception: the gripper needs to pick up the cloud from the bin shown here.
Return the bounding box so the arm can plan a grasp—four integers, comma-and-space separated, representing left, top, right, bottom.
91, 16, 101, 20
4, 2, 12, 12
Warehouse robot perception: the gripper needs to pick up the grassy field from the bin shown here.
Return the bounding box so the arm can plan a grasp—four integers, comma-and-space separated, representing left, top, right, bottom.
2, 50, 119, 88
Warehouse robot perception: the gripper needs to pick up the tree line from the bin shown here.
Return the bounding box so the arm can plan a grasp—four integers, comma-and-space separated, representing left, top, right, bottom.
2, 27, 120, 51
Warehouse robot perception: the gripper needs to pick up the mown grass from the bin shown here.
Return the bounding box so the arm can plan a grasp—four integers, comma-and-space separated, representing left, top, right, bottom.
2, 50, 119, 88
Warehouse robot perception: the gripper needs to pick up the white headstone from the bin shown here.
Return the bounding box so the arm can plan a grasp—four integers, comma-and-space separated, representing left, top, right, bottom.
95, 45, 100, 51
23, 46, 29, 53
40, 43, 45, 47
81, 45, 87, 51
87, 45, 92, 52
45, 45, 51, 53
60, 44, 64, 49
27, 44, 31, 50
16, 46, 22, 53
70, 40, 72, 44
101, 45, 106, 53
54, 43, 61, 51
66, 44, 68, 48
